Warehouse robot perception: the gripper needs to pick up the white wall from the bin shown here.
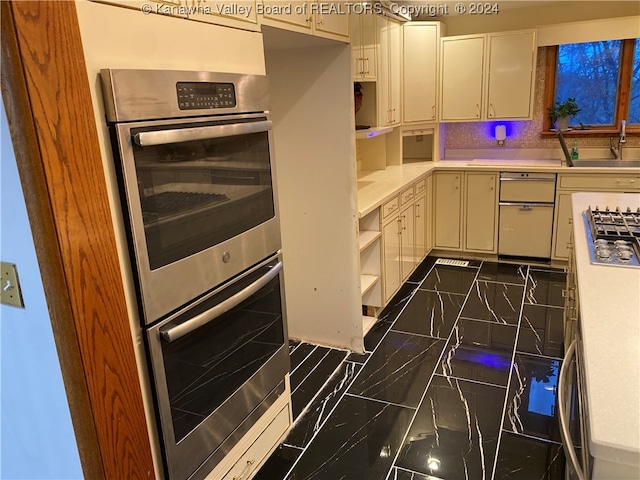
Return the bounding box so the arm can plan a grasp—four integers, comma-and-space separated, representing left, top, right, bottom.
264, 37, 363, 352
0, 101, 83, 478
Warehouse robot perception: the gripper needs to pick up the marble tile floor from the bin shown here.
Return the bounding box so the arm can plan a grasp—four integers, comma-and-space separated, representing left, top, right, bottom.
255, 256, 567, 480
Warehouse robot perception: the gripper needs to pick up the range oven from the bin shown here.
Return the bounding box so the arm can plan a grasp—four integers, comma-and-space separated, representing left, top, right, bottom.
101, 69, 289, 480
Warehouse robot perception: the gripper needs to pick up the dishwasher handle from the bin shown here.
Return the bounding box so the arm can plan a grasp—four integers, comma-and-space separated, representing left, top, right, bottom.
558, 338, 586, 480
499, 202, 554, 209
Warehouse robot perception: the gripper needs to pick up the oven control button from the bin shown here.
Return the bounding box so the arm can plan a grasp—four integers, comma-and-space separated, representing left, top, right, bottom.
222, 251, 231, 263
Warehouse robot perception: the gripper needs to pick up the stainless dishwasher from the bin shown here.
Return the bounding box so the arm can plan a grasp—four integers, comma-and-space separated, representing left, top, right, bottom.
498, 172, 556, 258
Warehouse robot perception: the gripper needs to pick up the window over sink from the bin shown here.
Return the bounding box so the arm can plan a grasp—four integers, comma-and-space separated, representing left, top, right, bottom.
543, 38, 640, 135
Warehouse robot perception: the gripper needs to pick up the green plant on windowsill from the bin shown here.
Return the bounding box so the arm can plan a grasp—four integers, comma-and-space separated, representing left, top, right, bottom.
548, 97, 581, 131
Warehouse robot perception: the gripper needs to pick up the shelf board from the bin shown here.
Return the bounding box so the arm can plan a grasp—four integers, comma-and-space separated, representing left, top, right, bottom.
362, 315, 377, 336
355, 126, 393, 139
359, 230, 382, 252
360, 274, 379, 296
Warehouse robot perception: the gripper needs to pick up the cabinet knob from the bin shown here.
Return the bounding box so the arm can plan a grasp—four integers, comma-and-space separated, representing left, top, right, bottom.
476, 104, 480, 118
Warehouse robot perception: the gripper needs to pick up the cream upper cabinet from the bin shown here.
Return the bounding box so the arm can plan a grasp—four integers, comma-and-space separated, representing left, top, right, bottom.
314, 3, 349, 39
402, 22, 442, 124
486, 31, 537, 120
441, 30, 537, 122
464, 173, 498, 253
434, 172, 463, 250
187, 1, 259, 30
440, 35, 485, 122
259, 1, 349, 42
351, 12, 377, 80
377, 15, 402, 127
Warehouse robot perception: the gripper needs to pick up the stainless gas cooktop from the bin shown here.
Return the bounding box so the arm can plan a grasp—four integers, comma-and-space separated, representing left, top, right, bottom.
584, 206, 640, 268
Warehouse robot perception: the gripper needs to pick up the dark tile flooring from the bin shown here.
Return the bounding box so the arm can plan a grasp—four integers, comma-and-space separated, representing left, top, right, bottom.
255, 256, 567, 480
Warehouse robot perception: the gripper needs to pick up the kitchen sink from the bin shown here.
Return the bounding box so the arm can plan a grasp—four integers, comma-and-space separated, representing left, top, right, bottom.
570, 159, 640, 168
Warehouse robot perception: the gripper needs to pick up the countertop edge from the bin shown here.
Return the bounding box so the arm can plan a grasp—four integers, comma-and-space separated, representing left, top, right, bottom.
571, 192, 640, 467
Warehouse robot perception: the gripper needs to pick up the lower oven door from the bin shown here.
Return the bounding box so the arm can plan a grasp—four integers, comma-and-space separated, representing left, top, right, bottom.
146, 253, 289, 480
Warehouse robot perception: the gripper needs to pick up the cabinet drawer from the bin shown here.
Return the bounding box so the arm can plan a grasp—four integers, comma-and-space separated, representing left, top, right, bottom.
400, 186, 415, 205
382, 196, 399, 219
223, 406, 289, 480
415, 179, 426, 195
558, 175, 640, 191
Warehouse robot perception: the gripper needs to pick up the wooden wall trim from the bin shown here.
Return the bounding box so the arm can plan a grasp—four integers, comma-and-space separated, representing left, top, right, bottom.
2, 2, 155, 479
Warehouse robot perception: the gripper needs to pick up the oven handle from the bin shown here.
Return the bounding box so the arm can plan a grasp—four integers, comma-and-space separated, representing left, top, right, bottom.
159, 261, 283, 343
133, 120, 272, 147
558, 338, 586, 480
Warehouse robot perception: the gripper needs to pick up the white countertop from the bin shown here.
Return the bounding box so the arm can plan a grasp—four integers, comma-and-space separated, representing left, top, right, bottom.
571, 192, 640, 468
356, 160, 640, 218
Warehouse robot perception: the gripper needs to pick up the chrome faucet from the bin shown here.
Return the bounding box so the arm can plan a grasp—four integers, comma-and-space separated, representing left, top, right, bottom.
610, 120, 627, 160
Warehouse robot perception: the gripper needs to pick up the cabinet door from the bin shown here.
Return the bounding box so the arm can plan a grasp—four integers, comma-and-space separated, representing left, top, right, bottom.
187, 1, 258, 29
315, 3, 349, 39
464, 173, 498, 252
400, 203, 415, 281
415, 193, 427, 263
351, 13, 377, 80
382, 215, 401, 302
403, 23, 438, 123
360, 13, 377, 80
260, 1, 312, 30
434, 172, 462, 250
351, 14, 363, 78
440, 35, 484, 121
486, 31, 536, 119
425, 175, 433, 253
377, 15, 390, 126
552, 191, 576, 260
388, 18, 402, 126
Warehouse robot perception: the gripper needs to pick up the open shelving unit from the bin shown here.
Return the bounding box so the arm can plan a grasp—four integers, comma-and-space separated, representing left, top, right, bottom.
359, 209, 382, 336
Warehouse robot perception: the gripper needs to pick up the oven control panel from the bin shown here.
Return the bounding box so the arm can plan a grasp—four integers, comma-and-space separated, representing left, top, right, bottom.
176, 82, 236, 110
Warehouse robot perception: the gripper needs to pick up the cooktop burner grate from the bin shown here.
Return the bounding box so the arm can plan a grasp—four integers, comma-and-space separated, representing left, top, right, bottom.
584, 206, 640, 268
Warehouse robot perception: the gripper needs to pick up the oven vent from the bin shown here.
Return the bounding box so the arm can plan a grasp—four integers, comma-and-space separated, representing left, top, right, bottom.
434, 258, 470, 267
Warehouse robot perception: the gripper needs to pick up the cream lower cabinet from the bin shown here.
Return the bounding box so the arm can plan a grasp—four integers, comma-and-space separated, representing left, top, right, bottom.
435, 171, 498, 254
414, 178, 428, 262
464, 173, 498, 253
400, 202, 415, 282
552, 174, 640, 260
434, 172, 463, 250
381, 183, 422, 302
382, 199, 402, 303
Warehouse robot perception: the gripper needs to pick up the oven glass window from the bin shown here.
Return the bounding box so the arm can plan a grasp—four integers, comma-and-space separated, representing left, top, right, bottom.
131, 118, 275, 270
160, 268, 284, 442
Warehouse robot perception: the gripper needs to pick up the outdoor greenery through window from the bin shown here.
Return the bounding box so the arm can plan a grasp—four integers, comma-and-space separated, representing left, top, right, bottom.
546, 37, 640, 133
556, 41, 621, 125
630, 38, 640, 124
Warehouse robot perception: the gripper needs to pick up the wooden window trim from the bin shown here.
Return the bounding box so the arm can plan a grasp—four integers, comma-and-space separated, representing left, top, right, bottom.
542, 39, 639, 138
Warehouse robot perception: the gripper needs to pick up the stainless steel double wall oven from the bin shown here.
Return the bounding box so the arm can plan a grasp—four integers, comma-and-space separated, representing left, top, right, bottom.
101, 69, 289, 480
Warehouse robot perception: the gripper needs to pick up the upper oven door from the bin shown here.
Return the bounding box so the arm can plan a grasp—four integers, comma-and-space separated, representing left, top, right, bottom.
113, 113, 281, 324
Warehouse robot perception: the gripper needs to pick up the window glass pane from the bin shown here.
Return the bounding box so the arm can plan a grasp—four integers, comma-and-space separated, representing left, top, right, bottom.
629, 38, 640, 124
556, 41, 621, 126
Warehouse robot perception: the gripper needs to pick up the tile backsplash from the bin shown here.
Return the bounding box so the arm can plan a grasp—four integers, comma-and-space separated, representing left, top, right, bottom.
444, 47, 640, 151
